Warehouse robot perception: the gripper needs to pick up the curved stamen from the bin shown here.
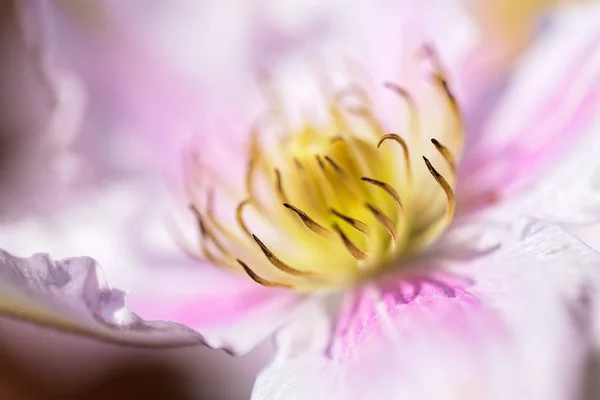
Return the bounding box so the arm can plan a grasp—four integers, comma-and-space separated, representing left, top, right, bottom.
274, 168, 288, 203
245, 134, 261, 196
330, 208, 370, 235
383, 82, 420, 141
366, 203, 398, 242
237, 259, 293, 289
422, 157, 455, 222
377, 134, 412, 183
361, 177, 403, 211
252, 234, 318, 277
431, 138, 456, 174
205, 190, 250, 248
420, 45, 462, 141
236, 199, 253, 238
190, 205, 238, 268
333, 224, 368, 261
283, 203, 331, 238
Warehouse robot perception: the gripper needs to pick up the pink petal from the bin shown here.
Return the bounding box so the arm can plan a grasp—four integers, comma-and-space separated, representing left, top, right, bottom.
0, 248, 203, 348
253, 219, 600, 399
457, 6, 600, 222
127, 268, 299, 354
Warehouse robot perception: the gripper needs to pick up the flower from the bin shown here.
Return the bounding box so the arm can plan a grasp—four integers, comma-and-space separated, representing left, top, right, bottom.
2, 1, 600, 399
155, 2, 600, 398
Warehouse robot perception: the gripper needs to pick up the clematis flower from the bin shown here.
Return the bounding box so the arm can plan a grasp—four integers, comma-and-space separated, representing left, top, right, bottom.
2, 1, 600, 399
144, 4, 600, 399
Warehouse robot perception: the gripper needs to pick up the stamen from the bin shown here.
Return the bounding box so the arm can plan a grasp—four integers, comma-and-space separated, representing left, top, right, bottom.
237, 259, 293, 289
315, 155, 345, 210
422, 157, 456, 222
252, 234, 318, 277
383, 82, 420, 141
189, 204, 208, 238
190, 205, 236, 268
283, 203, 331, 238
420, 45, 462, 141
333, 223, 368, 261
366, 203, 398, 242
274, 168, 288, 203
294, 157, 304, 170
236, 199, 253, 238
324, 156, 342, 173
325, 154, 366, 199
430, 138, 456, 174
330, 136, 344, 145
315, 155, 326, 170
377, 134, 412, 182
361, 177, 403, 211
245, 134, 261, 196
330, 208, 370, 235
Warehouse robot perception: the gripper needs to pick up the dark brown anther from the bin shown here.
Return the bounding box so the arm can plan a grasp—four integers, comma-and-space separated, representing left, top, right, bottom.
330, 209, 369, 235
237, 259, 293, 288
365, 203, 398, 242
361, 177, 403, 210
252, 234, 317, 277
430, 138, 456, 174
283, 203, 331, 238
333, 224, 368, 261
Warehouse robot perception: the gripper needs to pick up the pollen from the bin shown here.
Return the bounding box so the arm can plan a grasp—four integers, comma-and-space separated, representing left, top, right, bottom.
187, 46, 464, 292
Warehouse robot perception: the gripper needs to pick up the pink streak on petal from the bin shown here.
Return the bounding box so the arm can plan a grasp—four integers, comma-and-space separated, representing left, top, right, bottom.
128, 284, 294, 329
458, 32, 600, 212
329, 275, 497, 366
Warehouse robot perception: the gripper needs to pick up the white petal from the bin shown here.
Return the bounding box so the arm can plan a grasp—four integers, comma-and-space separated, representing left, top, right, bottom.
252, 219, 600, 399
0, 249, 203, 348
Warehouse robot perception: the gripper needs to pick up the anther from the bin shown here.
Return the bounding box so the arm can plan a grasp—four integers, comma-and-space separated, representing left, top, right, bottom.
422, 157, 455, 222
324, 156, 342, 173
315, 155, 326, 170
333, 223, 368, 261
274, 168, 288, 203
237, 259, 293, 289
377, 134, 412, 182
252, 234, 317, 277
330, 208, 370, 235
366, 203, 398, 242
189, 204, 207, 238
383, 82, 420, 141
190, 204, 236, 265
283, 203, 331, 238
361, 177, 403, 211
430, 138, 456, 174
245, 134, 261, 196
235, 199, 253, 238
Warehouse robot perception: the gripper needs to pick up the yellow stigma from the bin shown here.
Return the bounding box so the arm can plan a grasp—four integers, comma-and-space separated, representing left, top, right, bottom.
188, 46, 464, 292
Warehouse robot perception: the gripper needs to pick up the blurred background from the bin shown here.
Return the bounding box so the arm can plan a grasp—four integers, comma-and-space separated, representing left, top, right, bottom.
0, 0, 599, 399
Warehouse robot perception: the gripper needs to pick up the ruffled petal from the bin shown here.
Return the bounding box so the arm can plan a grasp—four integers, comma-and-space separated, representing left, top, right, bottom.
0, 248, 204, 348
252, 219, 600, 399
0, 181, 300, 354
458, 4, 600, 222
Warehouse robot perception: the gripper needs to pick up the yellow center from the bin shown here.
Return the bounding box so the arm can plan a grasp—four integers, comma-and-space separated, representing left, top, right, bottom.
189, 46, 464, 292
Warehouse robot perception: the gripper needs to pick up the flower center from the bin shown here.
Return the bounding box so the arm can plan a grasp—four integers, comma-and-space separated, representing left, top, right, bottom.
189, 46, 464, 292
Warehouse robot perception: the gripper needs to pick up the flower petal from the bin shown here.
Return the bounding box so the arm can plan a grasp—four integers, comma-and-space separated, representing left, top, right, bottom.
458, 4, 600, 222
252, 219, 600, 399
0, 181, 300, 354
0, 248, 204, 348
